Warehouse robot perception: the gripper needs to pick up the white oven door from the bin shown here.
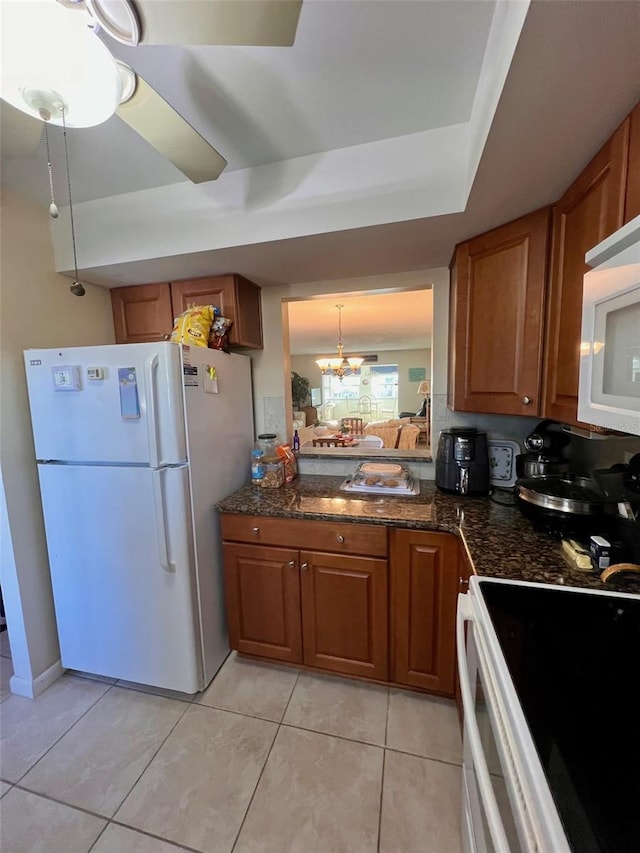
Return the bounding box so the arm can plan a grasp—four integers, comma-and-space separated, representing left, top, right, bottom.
457, 594, 534, 853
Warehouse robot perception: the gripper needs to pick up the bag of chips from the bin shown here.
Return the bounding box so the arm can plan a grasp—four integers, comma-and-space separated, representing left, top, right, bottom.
170, 305, 214, 347
208, 314, 233, 350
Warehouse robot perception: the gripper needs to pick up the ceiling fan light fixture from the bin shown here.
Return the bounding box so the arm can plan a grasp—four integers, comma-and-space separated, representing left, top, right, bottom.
115, 61, 137, 104
2, 0, 122, 128
86, 0, 141, 47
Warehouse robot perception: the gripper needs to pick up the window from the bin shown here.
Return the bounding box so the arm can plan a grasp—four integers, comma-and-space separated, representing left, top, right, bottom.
370, 365, 398, 408
322, 372, 361, 401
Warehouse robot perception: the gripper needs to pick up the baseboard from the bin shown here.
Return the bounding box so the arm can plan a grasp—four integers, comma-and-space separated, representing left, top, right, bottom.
9, 659, 64, 698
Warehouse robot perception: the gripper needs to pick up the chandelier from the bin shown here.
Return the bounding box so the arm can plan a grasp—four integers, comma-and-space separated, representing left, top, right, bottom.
315, 305, 364, 381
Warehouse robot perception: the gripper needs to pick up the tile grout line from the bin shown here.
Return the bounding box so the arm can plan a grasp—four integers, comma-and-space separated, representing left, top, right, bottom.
86, 819, 110, 853
229, 722, 282, 853
383, 744, 463, 768
98, 818, 203, 853
15, 682, 192, 823
228, 669, 301, 853
11, 678, 116, 788
12, 782, 119, 823
376, 686, 390, 853
279, 668, 301, 721
376, 748, 387, 853
108, 693, 194, 824
384, 687, 391, 749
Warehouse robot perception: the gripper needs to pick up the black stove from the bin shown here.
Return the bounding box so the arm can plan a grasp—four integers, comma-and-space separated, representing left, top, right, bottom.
480, 580, 640, 853
517, 499, 613, 541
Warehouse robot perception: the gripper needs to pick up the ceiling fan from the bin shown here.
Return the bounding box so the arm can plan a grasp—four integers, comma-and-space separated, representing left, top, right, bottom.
0, 0, 303, 182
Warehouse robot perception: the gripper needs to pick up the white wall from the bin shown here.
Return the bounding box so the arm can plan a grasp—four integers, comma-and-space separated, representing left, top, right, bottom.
0, 188, 115, 696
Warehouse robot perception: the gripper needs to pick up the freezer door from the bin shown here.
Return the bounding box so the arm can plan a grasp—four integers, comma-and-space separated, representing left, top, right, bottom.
38, 463, 204, 693
24, 343, 186, 465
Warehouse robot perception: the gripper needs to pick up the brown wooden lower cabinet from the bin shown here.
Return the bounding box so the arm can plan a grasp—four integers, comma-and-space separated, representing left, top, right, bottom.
221, 515, 389, 679
391, 529, 460, 696
221, 514, 465, 695
300, 550, 388, 680
223, 542, 302, 663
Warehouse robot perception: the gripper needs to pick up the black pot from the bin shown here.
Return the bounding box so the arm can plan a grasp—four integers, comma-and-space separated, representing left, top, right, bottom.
516, 474, 616, 516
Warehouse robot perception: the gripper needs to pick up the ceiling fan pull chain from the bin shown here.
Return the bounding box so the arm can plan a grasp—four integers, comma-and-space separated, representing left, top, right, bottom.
61, 107, 85, 297
43, 122, 59, 219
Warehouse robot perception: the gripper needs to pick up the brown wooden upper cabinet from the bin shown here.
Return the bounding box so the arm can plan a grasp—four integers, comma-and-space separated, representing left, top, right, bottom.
624, 102, 640, 223
170, 275, 263, 349
447, 101, 639, 425
542, 119, 630, 427
449, 207, 550, 416
110, 274, 263, 349
111, 282, 173, 344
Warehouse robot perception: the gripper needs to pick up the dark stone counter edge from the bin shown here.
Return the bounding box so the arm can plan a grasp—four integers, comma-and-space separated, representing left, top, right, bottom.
215, 478, 640, 595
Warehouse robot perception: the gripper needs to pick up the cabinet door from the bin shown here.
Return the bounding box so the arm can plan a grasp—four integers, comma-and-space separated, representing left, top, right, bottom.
625, 102, 640, 223
450, 207, 549, 415
300, 551, 388, 680
223, 543, 302, 663
391, 530, 459, 696
232, 275, 263, 350
111, 283, 173, 344
543, 119, 629, 426
170, 274, 263, 349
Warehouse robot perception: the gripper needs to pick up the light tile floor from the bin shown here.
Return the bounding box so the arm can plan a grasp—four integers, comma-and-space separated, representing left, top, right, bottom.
0, 653, 463, 853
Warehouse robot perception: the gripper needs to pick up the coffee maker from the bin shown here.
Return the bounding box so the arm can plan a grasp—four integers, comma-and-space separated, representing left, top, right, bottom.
435, 428, 490, 496
515, 419, 570, 479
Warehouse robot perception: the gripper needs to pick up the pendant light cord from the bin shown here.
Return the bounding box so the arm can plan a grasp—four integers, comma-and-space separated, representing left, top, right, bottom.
43, 122, 57, 216
61, 107, 80, 286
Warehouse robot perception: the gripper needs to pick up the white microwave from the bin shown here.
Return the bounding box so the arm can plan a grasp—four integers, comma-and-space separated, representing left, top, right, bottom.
578, 215, 640, 435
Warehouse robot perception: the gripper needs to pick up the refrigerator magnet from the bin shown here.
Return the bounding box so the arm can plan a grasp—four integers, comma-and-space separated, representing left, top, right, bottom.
118, 367, 140, 419
204, 365, 219, 394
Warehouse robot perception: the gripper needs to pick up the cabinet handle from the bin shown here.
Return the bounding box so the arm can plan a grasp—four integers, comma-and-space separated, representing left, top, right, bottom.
252, 526, 260, 534
336, 535, 345, 544
459, 576, 469, 589
288, 560, 295, 569
522, 396, 532, 405
301, 561, 309, 571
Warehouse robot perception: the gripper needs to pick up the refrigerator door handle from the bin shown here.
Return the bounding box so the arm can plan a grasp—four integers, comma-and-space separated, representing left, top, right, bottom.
152, 469, 176, 573
145, 354, 160, 468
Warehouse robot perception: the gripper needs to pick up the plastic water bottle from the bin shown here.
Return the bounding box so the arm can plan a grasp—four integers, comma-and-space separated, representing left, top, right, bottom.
251, 448, 265, 485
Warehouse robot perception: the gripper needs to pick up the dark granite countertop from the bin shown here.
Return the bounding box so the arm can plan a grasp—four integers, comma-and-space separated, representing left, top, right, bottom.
216, 475, 640, 594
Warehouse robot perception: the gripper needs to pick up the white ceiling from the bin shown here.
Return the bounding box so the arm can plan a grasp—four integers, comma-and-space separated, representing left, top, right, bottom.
1, 0, 495, 202
287, 289, 433, 355
1, 0, 639, 292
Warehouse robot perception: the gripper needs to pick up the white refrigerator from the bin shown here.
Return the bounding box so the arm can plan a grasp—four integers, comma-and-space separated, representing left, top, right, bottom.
24, 342, 254, 694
